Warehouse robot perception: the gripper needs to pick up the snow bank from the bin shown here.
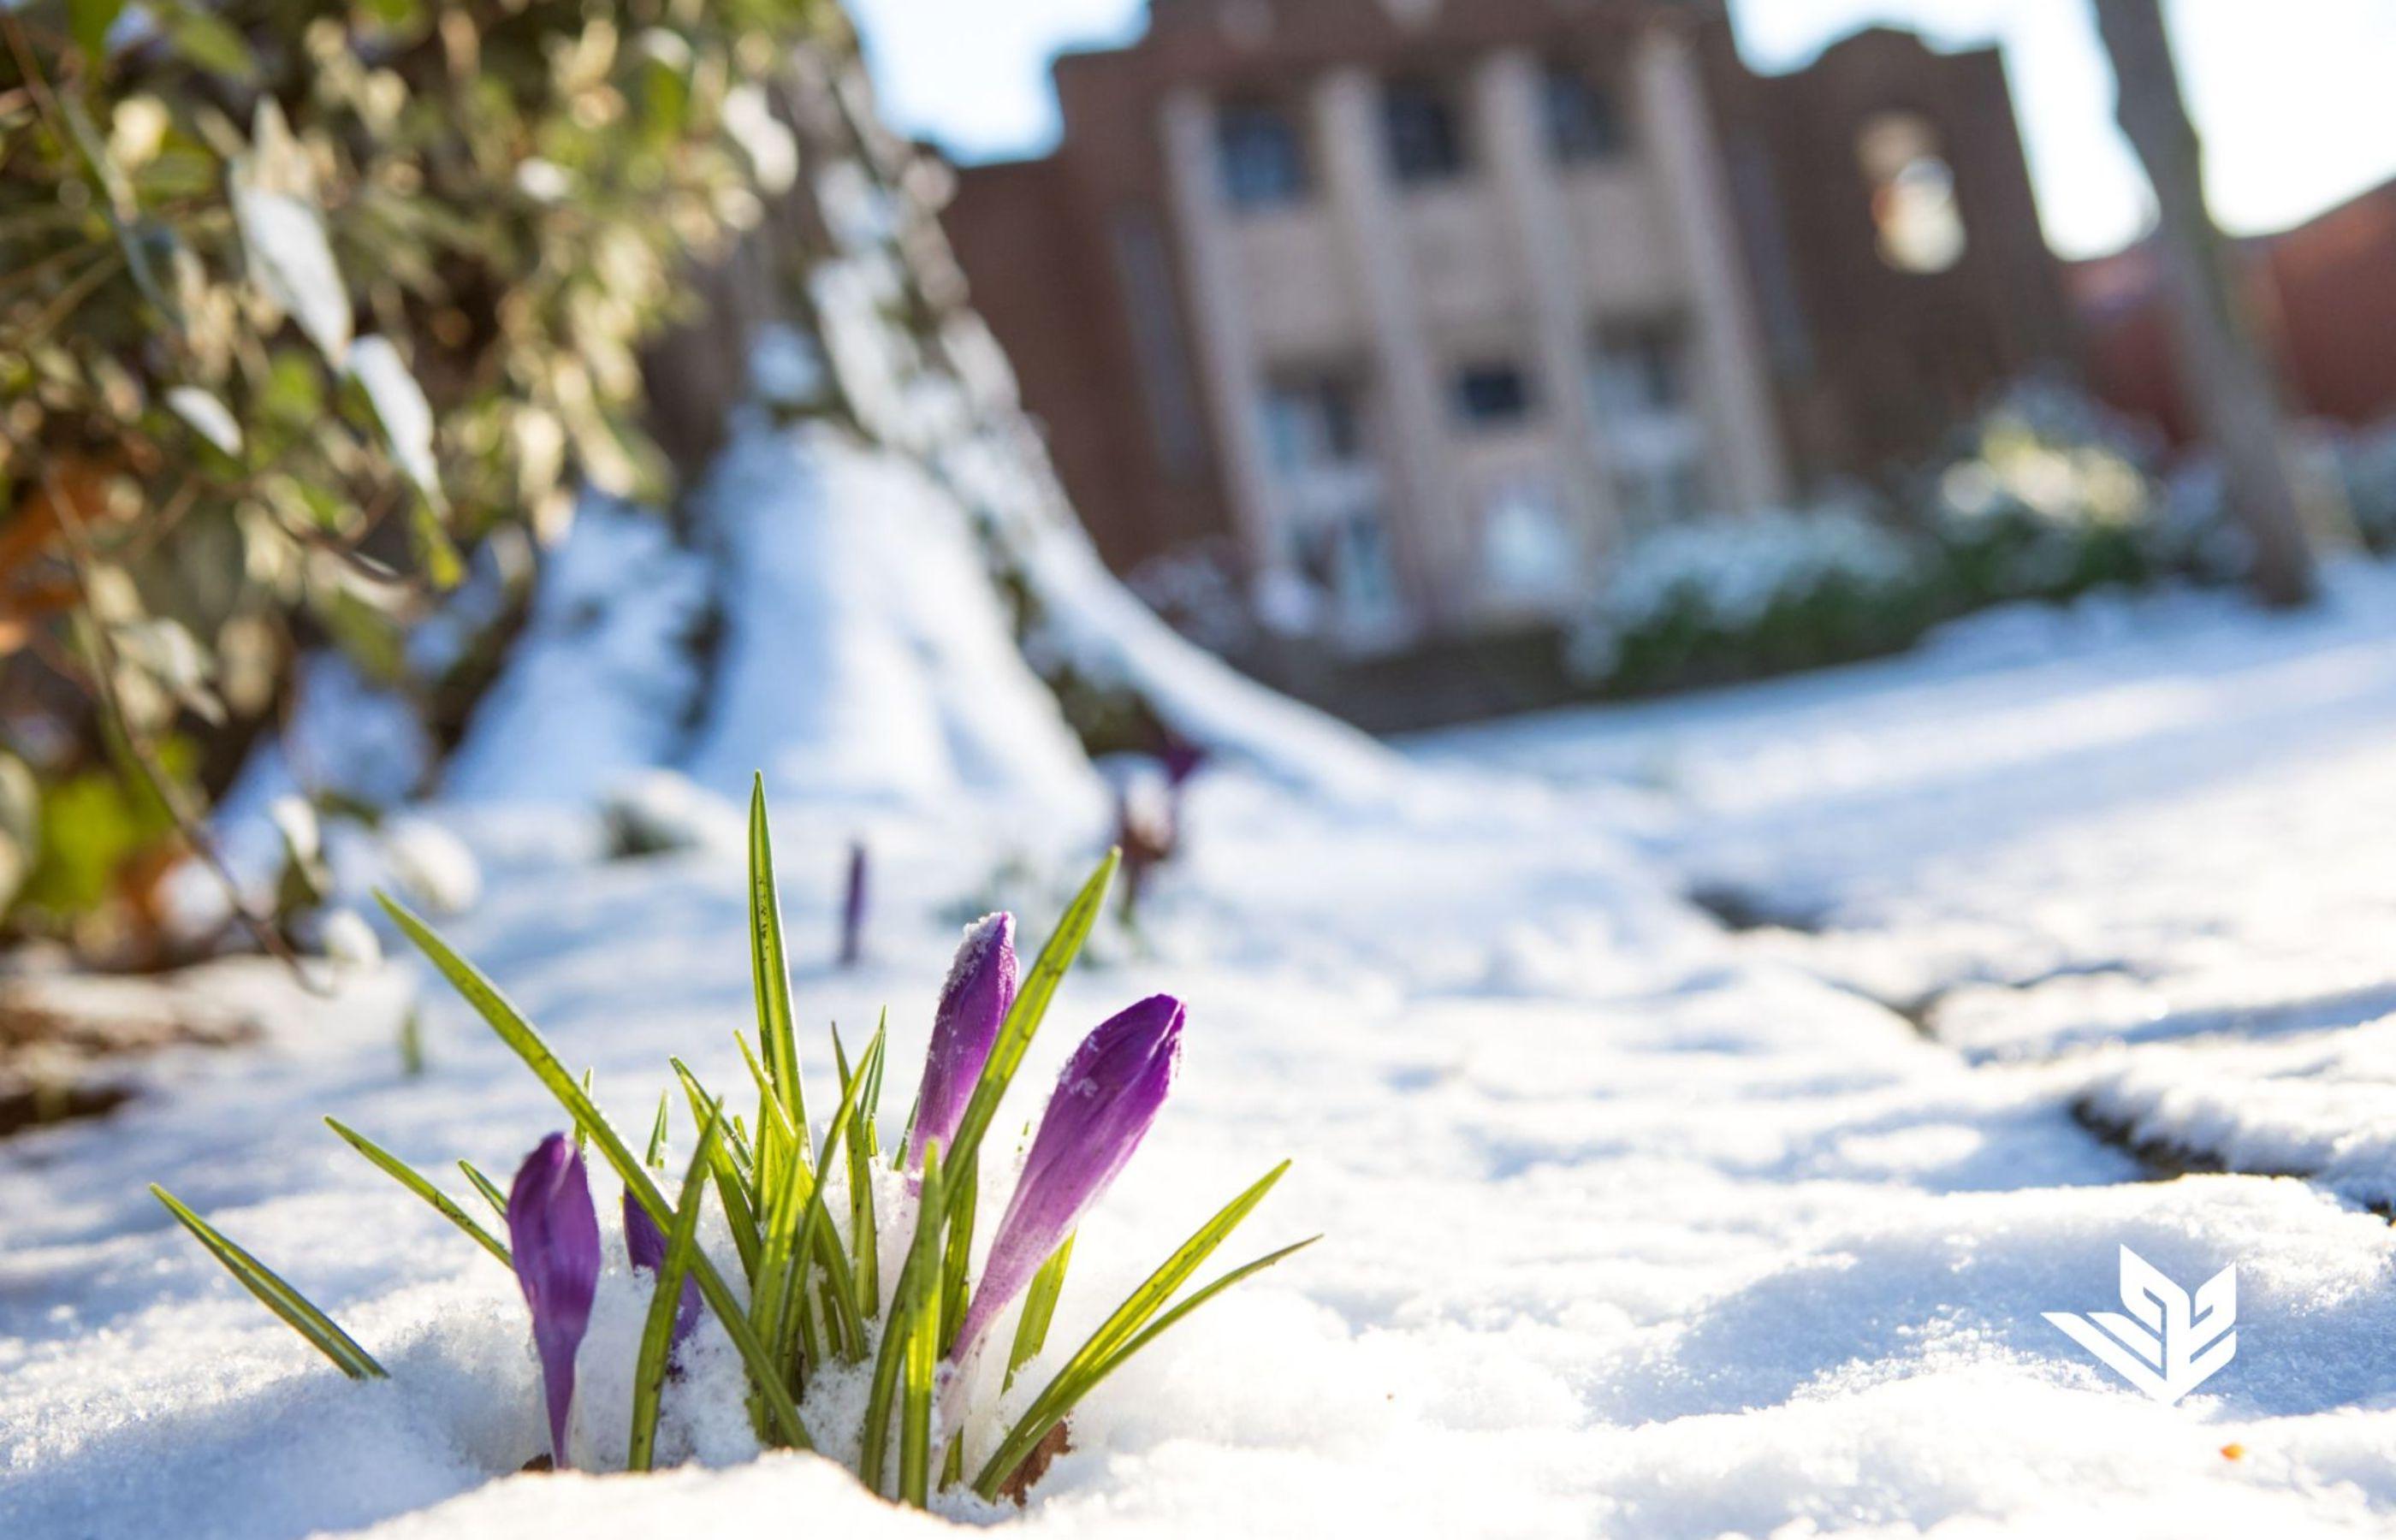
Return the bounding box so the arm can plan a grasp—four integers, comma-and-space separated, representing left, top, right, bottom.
679, 421, 1103, 816
935, 409, 1407, 810
2080, 1016, 2396, 1208
443, 502, 709, 807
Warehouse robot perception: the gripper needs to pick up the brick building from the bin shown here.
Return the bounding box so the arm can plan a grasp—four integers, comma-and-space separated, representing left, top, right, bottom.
2073, 175, 2396, 446
945, 0, 2075, 665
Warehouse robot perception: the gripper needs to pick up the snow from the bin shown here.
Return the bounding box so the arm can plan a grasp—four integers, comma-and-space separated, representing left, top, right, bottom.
442, 502, 708, 808
229, 103, 353, 365
679, 421, 1102, 815
942, 427, 1406, 807
21, 534, 2396, 1535
345, 337, 442, 502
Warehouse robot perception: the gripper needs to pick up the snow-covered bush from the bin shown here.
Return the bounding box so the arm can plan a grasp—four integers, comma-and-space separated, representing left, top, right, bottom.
1921, 382, 2244, 600
149, 791, 1306, 1509
1, 0, 827, 958
1569, 506, 1934, 691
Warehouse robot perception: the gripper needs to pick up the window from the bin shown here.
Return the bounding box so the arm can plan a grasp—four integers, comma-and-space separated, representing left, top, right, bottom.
1382, 78, 1468, 185
1589, 322, 1707, 529
1263, 376, 1365, 471
1217, 101, 1308, 210
1451, 361, 1533, 429
1857, 112, 1966, 274
1543, 62, 1626, 163
1256, 373, 1403, 641
1590, 321, 1687, 418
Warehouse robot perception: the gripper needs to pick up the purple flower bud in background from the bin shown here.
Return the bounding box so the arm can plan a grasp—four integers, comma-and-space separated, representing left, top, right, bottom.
952, 994, 1183, 1362
622, 1190, 701, 1348
1158, 732, 1207, 792
908, 913, 1017, 1170
839, 839, 869, 969
507, 1133, 600, 1469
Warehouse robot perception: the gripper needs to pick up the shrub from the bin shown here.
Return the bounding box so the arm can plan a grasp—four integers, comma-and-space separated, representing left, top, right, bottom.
1920, 384, 2199, 605
1568, 505, 1935, 693
0, 0, 815, 955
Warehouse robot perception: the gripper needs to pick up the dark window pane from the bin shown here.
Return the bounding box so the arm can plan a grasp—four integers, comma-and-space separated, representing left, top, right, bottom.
1453, 362, 1533, 427
1544, 64, 1625, 162
1383, 79, 1468, 185
1218, 103, 1308, 210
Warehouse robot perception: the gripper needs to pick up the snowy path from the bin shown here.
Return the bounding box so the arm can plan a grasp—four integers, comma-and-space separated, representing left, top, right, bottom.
11, 585, 2396, 1533
1431, 566, 2396, 1201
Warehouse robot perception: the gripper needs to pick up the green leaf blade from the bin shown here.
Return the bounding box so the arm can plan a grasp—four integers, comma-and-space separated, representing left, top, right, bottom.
628, 1107, 724, 1472
973, 1236, 1317, 1501
151, 1184, 386, 1381
323, 1116, 510, 1268
747, 778, 806, 1135
377, 892, 810, 1450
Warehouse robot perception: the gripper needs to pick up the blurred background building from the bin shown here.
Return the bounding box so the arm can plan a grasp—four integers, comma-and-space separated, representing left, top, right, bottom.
945, 0, 2073, 680
2073, 173, 2396, 446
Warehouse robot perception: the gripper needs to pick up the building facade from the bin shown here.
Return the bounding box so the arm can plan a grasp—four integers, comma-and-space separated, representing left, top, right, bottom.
946, 0, 2074, 660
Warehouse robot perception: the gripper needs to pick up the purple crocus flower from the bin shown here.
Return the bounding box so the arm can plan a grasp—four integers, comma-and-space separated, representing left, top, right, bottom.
507, 1133, 600, 1470
907, 913, 1017, 1170
839, 839, 869, 969
622, 1190, 702, 1348
952, 994, 1183, 1362
1157, 732, 1207, 792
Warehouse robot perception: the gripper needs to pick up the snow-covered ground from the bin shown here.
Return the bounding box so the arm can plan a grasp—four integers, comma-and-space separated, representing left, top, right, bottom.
13, 572, 2396, 1536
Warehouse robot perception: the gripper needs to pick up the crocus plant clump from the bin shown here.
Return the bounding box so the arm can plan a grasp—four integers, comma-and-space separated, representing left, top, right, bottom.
147, 779, 1308, 1508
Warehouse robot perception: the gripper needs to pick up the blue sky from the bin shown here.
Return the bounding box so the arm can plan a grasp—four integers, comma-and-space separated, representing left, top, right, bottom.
846, 0, 2396, 261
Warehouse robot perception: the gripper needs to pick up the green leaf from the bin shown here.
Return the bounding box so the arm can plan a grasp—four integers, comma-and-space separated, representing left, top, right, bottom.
938, 1151, 976, 1355
834, 1024, 880, 1316
1006, 1233, 1073, 1384
1100, 1236, 1319, 1375
627, 1105, 722, 1472
751, 1031, 881, 1384
746, 777, 806, 1136
971, 1164, 1296, 1499
975, 1236, 1319, 1502
377, 893, 811, 1450
895, 1146, 947, 1507
735, 1029, 804, 1196
861, 1138, 949, 1498
645, 1092, 671, 1170
150, 1184, 386, 1380
69, 0, 128, 62
163, 5, 258, 81
323, 1117, 510, 1268
573, 1067, 596, 1157
672, 1059, 762, 1279
941, 850, 1118, 1193
458, 1159, 507, 1222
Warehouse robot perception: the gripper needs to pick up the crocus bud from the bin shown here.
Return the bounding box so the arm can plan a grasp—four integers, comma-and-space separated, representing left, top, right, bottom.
1158, 733, 1207, 792
839, 840, 869, 969
507, 1133, 600, 1469
622, 1190, 701, 1348
907, 913, 1017, 1170
952, 994, 1183, 1362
